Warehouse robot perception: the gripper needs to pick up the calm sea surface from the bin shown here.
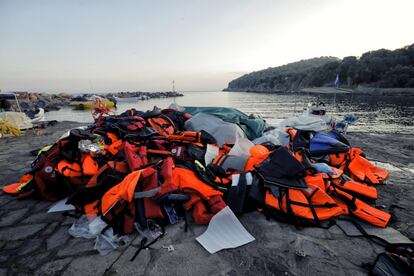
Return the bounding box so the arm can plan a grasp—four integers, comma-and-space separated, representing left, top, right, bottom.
44, 91, 414, 134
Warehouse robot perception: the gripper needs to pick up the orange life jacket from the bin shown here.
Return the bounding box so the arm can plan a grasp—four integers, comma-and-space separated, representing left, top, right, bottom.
147, 115, 175, 136
106, 139, 123, 155
328, 186, 391, 228
244, 145, 270, 171
265, 184, 344, 222
82, 164, 111, 217
56, 160, 83, 177
331, 177, 378, 200
347, 154, 389, 185
101, 170, 142, 216
81, 154, 99, 176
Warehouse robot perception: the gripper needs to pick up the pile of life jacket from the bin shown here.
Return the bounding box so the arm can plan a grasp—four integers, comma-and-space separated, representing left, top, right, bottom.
3, 106, 392, 240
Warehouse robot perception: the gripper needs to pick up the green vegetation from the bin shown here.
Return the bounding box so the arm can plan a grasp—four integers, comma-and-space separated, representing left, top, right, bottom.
225, 43, 414, 92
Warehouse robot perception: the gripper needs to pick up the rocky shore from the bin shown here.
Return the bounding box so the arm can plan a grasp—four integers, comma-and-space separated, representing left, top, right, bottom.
0, 121, 412, 275
4, 91, 183, 112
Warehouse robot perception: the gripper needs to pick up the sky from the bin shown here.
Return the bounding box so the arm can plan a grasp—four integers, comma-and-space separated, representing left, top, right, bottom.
0, 0, 413, 93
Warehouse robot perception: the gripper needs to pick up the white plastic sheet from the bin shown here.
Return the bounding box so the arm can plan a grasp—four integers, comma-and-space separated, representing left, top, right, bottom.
196, 206, 255, 254
228, 137, 254, 158
205, 144, 220, 165
47, 198, 75, 213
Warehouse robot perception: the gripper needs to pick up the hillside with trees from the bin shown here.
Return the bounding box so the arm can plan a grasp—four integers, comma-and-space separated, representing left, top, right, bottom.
225, 43, 414, 92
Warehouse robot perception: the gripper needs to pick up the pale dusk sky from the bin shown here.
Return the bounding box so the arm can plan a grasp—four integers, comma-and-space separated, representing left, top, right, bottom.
0, 0, 413, 93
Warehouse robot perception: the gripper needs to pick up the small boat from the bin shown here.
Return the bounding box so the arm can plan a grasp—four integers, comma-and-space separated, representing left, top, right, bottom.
70, 95, 115, 110
26, 107, 45, 123
113, 96, 139, 103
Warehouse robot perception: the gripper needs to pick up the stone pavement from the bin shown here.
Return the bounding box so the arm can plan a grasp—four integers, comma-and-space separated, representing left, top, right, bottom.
0, 123, 413, 275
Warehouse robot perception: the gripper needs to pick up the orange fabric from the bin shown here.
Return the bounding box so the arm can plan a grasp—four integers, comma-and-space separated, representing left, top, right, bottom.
245, 145, 270, 171
101, 170, 142, 215
265, 185, 343, 221
82, 165, 110, 218
84, 201, 99, 218
2, 174, 33, 195
2, 183, 23, 195
82, 155, 99, 176
221, 144, 232, 153
351, 200, 391, 228
249, 145, 269, 157
332, 178, 378, 199
304, 174, 327, 191
172, 167, 222, 205
56, 160, 83, 177
348, 155, 389, 184
329, 152, 348, 169
106, 140, 123, 155
167, 131, 201, 143
147, 149, 172, 155
106, 132, 119, 143
332, 188, 390, 227
147, 116, 175, 136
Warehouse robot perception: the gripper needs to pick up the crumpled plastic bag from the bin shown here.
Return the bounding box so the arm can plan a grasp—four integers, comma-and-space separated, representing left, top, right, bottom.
68, 215, 130, 255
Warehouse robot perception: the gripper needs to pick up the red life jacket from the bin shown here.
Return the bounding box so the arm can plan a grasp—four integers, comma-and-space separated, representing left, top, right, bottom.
124, 141, 148, 171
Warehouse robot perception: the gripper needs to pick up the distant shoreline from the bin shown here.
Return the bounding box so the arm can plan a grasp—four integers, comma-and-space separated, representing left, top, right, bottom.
223, 86, 414, 96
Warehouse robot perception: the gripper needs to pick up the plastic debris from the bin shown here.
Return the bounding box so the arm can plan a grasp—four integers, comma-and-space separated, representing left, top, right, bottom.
196, 207, 255, 254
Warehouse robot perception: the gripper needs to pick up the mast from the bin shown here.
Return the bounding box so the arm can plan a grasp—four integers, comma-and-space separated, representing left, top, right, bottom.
172, 80, 175, 92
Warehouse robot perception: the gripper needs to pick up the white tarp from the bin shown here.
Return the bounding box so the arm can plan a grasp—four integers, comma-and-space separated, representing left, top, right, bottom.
196, 206, 255, 254
279, 114, 331, 132
185, 113, 245, 146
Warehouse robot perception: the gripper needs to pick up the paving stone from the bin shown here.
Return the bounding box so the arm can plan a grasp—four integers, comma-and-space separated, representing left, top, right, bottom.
325, 237, 377, 267
0, 195, 12, 207
328, 225, 345, 236
298, 227, 333, 240
0, 224, 46, 241
145, 241, 233, 276
21, 212, 63, 224
0, 208, 28, 227
42, 222, 60, 236
1, 199, 37, 210
106, 246, 150, 275
18, 238, 44, 255
32, 201, 53, 212
2, 240, 23, 250
13, 251, 51, 271
0, 254, 9, 263
57, 238, 95, 257
62, 251, 120, 276
47, 226, 70, 250
35, 257, 72, 276
61, 217, 76, 226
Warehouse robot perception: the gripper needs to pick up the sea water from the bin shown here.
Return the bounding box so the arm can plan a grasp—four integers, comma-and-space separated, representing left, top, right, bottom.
44, 91, 414, 134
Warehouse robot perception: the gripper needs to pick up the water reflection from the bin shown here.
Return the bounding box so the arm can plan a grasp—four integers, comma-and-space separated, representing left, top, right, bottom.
45, 91, 414, 134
